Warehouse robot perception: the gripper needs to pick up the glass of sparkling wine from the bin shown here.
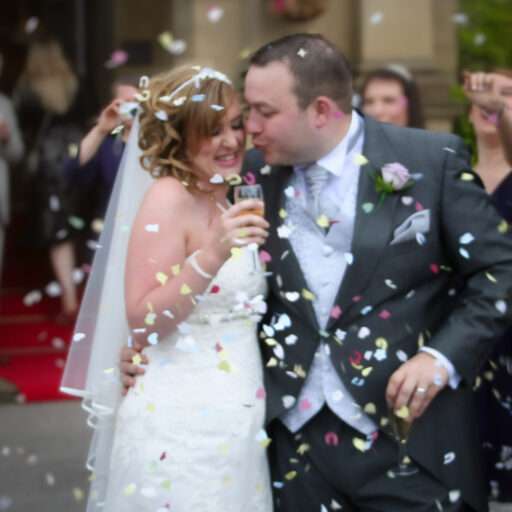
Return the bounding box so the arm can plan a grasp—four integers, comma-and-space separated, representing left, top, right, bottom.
387, 407, 419, 477
233, 184, 265, 272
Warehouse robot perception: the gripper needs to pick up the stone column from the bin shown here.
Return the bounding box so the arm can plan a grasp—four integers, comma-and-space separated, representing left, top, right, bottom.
356, 0, 460, 131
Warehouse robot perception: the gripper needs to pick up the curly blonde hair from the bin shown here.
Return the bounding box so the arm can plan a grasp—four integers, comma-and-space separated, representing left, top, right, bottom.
138, 66, 237, 189
20, 39, 78, 115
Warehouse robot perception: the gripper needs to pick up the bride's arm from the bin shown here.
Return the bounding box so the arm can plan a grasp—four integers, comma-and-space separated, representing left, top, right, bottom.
124, 177, 268, 345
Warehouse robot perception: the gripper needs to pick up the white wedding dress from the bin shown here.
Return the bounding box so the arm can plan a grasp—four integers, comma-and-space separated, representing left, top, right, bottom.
102, 248, 272, 511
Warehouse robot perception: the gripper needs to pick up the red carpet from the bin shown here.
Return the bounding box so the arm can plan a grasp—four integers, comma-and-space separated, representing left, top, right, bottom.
0, 218, 82, 402
0, 289, 76, 402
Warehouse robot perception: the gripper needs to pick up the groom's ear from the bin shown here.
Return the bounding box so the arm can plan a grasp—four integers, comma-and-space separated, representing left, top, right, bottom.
309, 96, 337, 128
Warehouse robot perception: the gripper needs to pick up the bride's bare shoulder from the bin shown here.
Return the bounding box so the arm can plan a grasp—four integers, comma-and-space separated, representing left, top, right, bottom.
143, 176, 194, 208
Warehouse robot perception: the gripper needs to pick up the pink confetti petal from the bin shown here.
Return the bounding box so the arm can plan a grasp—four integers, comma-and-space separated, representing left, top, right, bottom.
243, 172, 256, 185
378, 309, 391, 320
259, 250, 272, 263
330, 305, 343, 319
256, 387, 266, 400
430, 263, 440, 274
105, 49, 128, 69
415, 201, 424, 211
210, 285, 220, 294
352, 295, 362, 303
324, 431, 340, 446
299, 399, 312, 411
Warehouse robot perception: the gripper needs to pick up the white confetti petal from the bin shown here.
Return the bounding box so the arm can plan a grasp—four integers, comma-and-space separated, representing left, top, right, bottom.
147, 332, 159, 345
23, 290, 42, 306
282, 395, 296, 409
449, 490, 461, 503
495, 300, 507, 315
369, 11, 384, 24
358, 327, 371, 339
459, 233, 475, 245
285, 334, 298, 345
443, 452, 456, 464
45, 282, 62, 297
145, 224, 160, 233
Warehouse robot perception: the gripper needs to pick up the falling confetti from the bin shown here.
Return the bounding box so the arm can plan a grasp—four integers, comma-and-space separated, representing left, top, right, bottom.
207, 5, 224, 22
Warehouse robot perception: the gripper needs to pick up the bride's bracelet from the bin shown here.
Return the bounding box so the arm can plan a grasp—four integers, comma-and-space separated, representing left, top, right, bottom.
188, 250, 213, 280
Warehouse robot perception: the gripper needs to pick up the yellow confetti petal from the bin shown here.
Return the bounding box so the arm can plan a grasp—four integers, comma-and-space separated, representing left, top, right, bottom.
418, 332, 425, 348
218, 360, 231, 373
364, 403, 376, 415
375, 337, 388, 350
180, 283, 192, 295
302, 288, 315, 301
264, 338, 277, 346
230, 247, 242, 259
123, 483, 137, 496
146, 402, 156, 413
266, 357, 278, 367
361, 367, 373, 377
293, 364, 306, 378
171, 264, 181, 276
316, 214, 330, 228
460, 172, 474, 181
279, 208, 288, 219
72, 488, 85, 501
285, 471, 297, 480
103, 367, 115, 374
297, 443, 310, 455
259, 437, 272, 448
498, 220, 509, 234
354, 153, 369, 166
352, 437, 370, 452
132, 354, 142, 365
144, 312, 157, 325
485, 272, 497, 283
240, 48, 252, 59
161, 479, 172, 491
158, 31, 174, 52
156, 272, 168, 285
395, 405, 410, 419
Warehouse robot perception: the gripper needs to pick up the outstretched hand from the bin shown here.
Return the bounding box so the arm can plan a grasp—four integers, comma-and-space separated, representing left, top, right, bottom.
386, 352, 449, 421
463, 71, 506, 115
120, 343, 148, 395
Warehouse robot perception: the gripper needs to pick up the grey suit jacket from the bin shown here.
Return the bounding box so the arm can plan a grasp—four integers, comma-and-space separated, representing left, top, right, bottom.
245, 116, 512, 512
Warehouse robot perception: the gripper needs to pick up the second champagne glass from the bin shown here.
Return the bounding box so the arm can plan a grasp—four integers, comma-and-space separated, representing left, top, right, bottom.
387, 406, 419, 478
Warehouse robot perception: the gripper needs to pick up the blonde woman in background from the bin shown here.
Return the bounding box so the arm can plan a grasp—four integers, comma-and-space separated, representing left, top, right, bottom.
15, 35, 86, 320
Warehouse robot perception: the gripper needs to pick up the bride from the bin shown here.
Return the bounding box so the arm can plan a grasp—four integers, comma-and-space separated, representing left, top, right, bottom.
61, 66, 272, 511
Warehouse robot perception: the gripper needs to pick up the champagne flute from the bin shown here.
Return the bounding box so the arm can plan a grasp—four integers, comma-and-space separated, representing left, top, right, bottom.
233, 184, 265, 273
387, 406, 419, 477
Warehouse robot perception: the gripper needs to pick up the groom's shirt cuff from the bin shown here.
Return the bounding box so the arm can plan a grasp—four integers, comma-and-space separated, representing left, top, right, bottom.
419, 347, 461, 389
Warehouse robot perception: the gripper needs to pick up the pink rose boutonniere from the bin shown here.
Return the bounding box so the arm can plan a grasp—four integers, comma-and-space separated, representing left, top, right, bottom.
374, 162, 417, 204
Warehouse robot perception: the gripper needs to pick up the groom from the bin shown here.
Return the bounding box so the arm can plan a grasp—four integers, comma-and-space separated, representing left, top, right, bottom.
122, 34, 512, 511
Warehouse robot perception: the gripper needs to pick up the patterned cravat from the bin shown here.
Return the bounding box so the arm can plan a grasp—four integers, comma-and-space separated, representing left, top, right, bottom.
304, 163, 330, 222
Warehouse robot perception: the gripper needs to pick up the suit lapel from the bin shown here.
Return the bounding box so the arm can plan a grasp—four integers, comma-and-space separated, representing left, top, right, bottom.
327, 117, 401, 329
264, 165, 320, 330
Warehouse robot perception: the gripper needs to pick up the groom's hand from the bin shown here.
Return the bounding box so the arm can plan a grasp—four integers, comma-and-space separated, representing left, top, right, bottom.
386, 352, 449, 420
120, 343, 148, 395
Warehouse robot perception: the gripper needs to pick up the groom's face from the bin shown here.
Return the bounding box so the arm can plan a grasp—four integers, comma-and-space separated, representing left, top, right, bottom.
244, 61, 317, 165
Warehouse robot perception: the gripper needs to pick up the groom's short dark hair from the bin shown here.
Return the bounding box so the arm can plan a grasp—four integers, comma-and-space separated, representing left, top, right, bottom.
249, 33, 353, 114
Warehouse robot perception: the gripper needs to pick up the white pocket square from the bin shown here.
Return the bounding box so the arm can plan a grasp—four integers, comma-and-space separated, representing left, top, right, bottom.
390, 210, 430, 245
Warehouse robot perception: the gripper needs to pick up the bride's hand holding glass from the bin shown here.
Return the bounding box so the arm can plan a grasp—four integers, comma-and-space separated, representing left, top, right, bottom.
202, 199, 269, 263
